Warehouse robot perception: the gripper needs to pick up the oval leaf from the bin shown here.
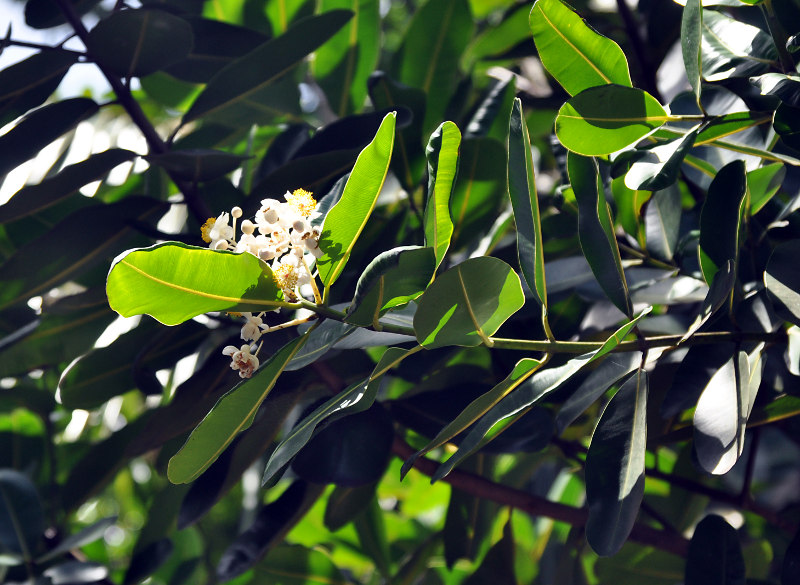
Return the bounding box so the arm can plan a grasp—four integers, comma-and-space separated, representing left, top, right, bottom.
413, 256, 525, 349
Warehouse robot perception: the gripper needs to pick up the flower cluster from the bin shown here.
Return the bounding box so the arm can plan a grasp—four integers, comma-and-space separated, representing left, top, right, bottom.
202, 189, 322, 378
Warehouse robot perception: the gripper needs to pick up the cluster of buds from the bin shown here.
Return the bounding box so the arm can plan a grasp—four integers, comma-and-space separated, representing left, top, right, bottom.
202, 189, 322, 378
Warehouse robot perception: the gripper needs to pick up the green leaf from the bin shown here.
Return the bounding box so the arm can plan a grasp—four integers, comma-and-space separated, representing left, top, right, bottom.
529, 0, 632, 96
254, 544, 348, 585
463, 5, 531, 67
25, 0, 102, 29
556, 85, 668, 156
644, 185, 682, 262
625, 127, 700, 192
145, 149, 251, 182
316, 112, 396, 287
585, 370, 648, 557
86, 8, 194, 78
681, 260, 735, 342
682, 0, 703, 105
183, 10, 353, 124
508, 98, 547, 312
595, 544, 684, 585
0, 469, 44, 560
1, 196, 166, 311
765, 240, 800, 327
262, 346, 411, 486
569, 153, 632, 317
0, 50, 77, 127
698, 160, 747, 284
400, 358, 543, 479
106, 242, 285, 326
167, 335, 307, 484
0, 97, 98, 178
345, 246, 436, 327
424, 121, 461, 269
693, 345, 763, 475
461, 519, 515, 585
748, 163, 785, 214
37, 517, 117, 563
0, 149, 137, 223
313, 0, 380, 116
412, 256, 525, 349
323, 483, 376, 531
467, 77, 516, 144
353, 496, 392, 577
685, 515, 746, 585
392, 0, 474, 133
701, 9, 777, 81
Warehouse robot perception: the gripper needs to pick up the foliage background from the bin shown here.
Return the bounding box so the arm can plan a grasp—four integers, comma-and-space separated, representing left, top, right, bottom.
1, 0, 800, 583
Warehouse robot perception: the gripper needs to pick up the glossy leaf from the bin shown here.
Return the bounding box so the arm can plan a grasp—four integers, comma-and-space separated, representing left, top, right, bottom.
413, 256, 525, 349
569, 153, 632, 317
345, 246, 436, 327
424, 121, 461, 269
698, 160, 746, 284
585, 370, 648, 556
765, 240, 800, 327
316, 112, 396, 286
284, 318, 355, 371
86, 9, 194, 78
644, 185, 682, 262
693, 345, 763, 475
465, 76, 516, 143
681, 0, 703, 104
145, 150, 250, 182
747, 163, 785, 214
400, 358, 543, 479
625, 127, 699, 192
313, 0, 380, 116
685, 515, 745, 585
0, 469, 44, 559
0, 97, 98, 178
556, 85, 668, 156
0, 50, 77, 127
529, 0, 632, 96
508, 98, 547, 311
392, 0, 474, 132
167, 335, 307, 484
701, 9, 777, 81
183, 11, 353, 123
107, 243, 285, 326
0, 149, 137, 223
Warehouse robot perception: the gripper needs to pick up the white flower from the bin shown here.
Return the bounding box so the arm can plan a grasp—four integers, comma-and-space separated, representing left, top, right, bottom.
240, 312, 263, 342
201, 212, 234, 249
222, 343, 259, 378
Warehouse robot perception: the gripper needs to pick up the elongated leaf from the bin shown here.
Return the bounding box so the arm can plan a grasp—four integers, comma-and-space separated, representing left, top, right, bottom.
765, 240, 800, 327
702, 9, 777, 81
400, 358, 543, 479
569, 153, 632, 317
254, 544, 348, 585
107, 243, 284, 326
698, 160, 746, 283
145, 150, 250, 182
693, 345, 764, 475
432, 309, 650, 480
585, 370, 648, 556
0, 51, 77, 127
413, 256, 525, 349
392, 0, 474, 132
37, 517, 117, 563
508, 98, 547, 311
0, 98, 98, 178
0, 470, 43, 560
529, 0, 632, 96
316, 112, 396, 286
424, 121, 461, 269
323, 483, 376, 531
465, 76, 516, 143
556, 351, 642, 433
262, 346, 411, 486
86, 8, 194, 78
0, 149, 137, 223
556, 85, 668, 156
625, 127, 700, 192
353, 496, 391, 577
1, 196, 166, 311
682, 0, 703, 105
644, 185, 682, 262
284, 318, 355, 371
685, 515, 745, 585
345, 246, 436, 327
167, 335, 306, 484
183, 10, 353, 123
313, 0, 380, 116
682, 260, 735, 342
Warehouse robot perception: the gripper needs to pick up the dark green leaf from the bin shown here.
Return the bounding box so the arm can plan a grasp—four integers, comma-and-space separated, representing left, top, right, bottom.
701, 10, 777, 81
625, 127, 699, 192
529, 0, 632, 96
0, 98, 98, 178
784, 527, 800, 585
413, 256, 525, 349
685, 515, 745, 585
556, 86, 668, 156
352, 496, 391, 577
508, 98, 547, 311
167, 335, 306, 484
766, 240, 800, 327
87, 9, 194, 78
285, 318, 355, 371
424, 121, 461, 269
644, 185, 682, 262
465, 77, 516, 144
323, 483, 376, 531
681, 260, 735, 342
0, 149, 137, 223
569, 153, 632, 317
461, 519, 515, 585
0, 469, 43, 560
25, 0, 102, 29
345, 246, 436, 327
254, 544, 348, 585
585, 370, 648, 556
38, 517, 117, 563
698, 160, 747, 283
595, 544, 684, 585
0, 51, 77, 127
145, 149, 250, 182
681, 0, 703, 104
183, 11, 353, 123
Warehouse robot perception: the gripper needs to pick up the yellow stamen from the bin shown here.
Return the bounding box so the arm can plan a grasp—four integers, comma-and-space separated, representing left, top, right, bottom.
286, 188, 317, 218
200, 217, 216, 243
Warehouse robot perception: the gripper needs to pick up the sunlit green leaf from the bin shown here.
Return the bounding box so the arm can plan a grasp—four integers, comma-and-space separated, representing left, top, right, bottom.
424, 121, 461, 269
681, 0, 703, 105
701, 9, 777, 81
625, 127, 699, 192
